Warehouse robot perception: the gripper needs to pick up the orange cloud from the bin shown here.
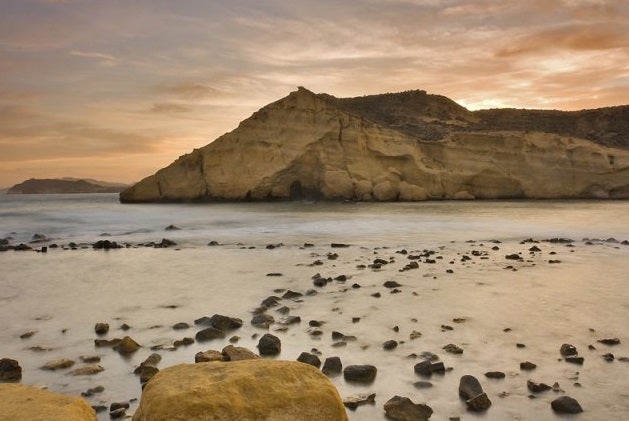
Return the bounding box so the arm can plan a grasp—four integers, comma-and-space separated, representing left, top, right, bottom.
495, 23, 628, 57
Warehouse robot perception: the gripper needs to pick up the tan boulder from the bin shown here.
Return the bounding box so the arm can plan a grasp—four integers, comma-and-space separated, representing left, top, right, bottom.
321, 170, 354, 199
132, 360, 348, 421
0, 383, 96, 421
373, 180, 399, 201
354, 179, 373, 200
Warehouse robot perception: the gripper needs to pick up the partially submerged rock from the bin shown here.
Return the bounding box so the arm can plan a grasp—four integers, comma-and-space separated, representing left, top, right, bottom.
551, 396, 584, 414
0, 358, 22, 381
0, 383, 96, 420
459, 375, 491, 411
383, 395, 433, 421
132, 360, 347, 421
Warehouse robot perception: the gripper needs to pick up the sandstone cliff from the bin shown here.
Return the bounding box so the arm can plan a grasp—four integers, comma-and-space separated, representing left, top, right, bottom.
120, 87, 629, 202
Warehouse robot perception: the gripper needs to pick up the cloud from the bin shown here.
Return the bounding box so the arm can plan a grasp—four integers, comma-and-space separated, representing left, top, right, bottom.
155, 83, 220, 100
495, 23, 629, 57
69, 50, 119, 66
150, 103, 192, 113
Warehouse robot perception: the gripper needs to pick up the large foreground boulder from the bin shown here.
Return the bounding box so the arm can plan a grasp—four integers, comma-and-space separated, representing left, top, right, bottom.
132, 359, 348, 421
0, 383, 96, 421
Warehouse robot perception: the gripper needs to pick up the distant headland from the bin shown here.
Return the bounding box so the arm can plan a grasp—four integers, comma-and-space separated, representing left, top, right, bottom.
7, 178, 129, 194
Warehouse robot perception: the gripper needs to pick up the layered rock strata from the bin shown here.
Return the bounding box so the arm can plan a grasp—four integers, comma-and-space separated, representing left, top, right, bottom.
121, 88, 629, 202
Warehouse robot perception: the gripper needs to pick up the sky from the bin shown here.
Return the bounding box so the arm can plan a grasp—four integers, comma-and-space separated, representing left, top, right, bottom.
1, 0, 628, 187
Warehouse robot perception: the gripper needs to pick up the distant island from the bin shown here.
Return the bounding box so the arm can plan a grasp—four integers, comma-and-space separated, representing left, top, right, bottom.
120, 87, 629, 203
7, 178, 129, 194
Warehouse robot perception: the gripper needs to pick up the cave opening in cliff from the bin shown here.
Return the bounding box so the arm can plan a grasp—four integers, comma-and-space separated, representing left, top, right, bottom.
289, 181, 304, 200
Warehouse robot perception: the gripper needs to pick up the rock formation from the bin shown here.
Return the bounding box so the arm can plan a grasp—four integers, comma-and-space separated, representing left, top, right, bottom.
131, 360, 347, 421
120, 87, 629, 202
9, 178, 127, 194
0, 383, 96, 421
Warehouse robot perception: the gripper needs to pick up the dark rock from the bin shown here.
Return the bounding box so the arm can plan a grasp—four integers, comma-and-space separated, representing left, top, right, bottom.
331, 243, 350, 248
195, 327, 226, 342
81, 355, 101, 363
260, 296, 281, 308
344, 365, 377, 383
172, 322, 190, 330
443, 343, 463, 354
527, 380, 552, 393
383, 395, 433, 421
383, 340, 398, 350
19, 331, 36, 339
81, 385, 105, 397
565, 356, 584, 365
598, 337, 621, 345
297, 352, 321, 368
164, 224, 181, 230
279, 315, 301, 325
282, 290, 303, 299
343, 393, 376, 410
155, 238, 177, 248
603, 353, 615, 362
459, 375, 492, 411
322, 356, 342, 375
204, 314, 243, 330
92, 240, 121, 250
173, 337, 194, 347
485, 371, 506, 379
313, 277, 328, 287
551, 396, 583, 414
94, 322, 109, 335
109, 407, 127, 418
0, 358, 22, 381
520, 361, 537, 370
413, 381, 433, 389
529, 245, 541, 252
560, 343, 578, 356
505, 253, 521, 260
251, 314, 275, 329
257, 333, 281, 356
383, 280, 402, 288
371, 292, 381, 298
110, 401, 130, 411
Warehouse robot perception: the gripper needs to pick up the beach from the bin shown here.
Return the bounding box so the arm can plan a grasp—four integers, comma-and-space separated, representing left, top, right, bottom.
1, 194, 629, 420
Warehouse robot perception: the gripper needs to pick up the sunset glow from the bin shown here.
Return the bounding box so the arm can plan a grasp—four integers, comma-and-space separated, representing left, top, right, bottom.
1, 0, 628, 187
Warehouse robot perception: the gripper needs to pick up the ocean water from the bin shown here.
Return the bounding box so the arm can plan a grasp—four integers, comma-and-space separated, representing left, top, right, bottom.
1, 193, 628, 420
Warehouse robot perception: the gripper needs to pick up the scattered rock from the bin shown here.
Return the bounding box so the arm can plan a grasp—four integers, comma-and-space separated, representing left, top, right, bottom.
551, 396, 583, 414
383, 280, 402, 288
19, 331, 36, 339
282, 290, 303, 299
172, 322, 190, 330
485, 371, 505, 379
343, 393, 376, 410
41, 359, 75, 370
113, 336, 141, 354
0, 358, 22, 381
80, 356, 100, 364
251, 314, 275, 329
195, 327, 226, 342
527, 380, 552, 393
383, 340, 398, 350
164, 224, 180, 230
443, 344, 463, 354
322, 357, 343, 375
297, 352, 322, 368
560, 343, 578, 356
383, 395, 433, 421
195, 350, 225, 363
459, 375, 492, 411
69, 364, 104, 376
520, 361, 537, 371
94, 323, 109, 335
344, 365, 377, 383
565, 356, 584, 365
598, 338, 621, 345
603, 353, 615, 362
257, 333, 281, 356
413, 381, 433, 389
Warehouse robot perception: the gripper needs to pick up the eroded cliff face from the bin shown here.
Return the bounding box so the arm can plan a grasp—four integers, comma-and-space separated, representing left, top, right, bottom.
120, 87, 629, 202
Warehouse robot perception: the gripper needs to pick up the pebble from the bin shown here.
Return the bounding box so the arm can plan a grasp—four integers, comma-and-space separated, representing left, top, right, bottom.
344, 365, 377, 383
383, 395, 433, 421
343, 393, 376, 410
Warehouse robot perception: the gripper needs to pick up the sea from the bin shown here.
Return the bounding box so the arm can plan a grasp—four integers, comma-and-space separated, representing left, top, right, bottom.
1, 193, 628, 420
